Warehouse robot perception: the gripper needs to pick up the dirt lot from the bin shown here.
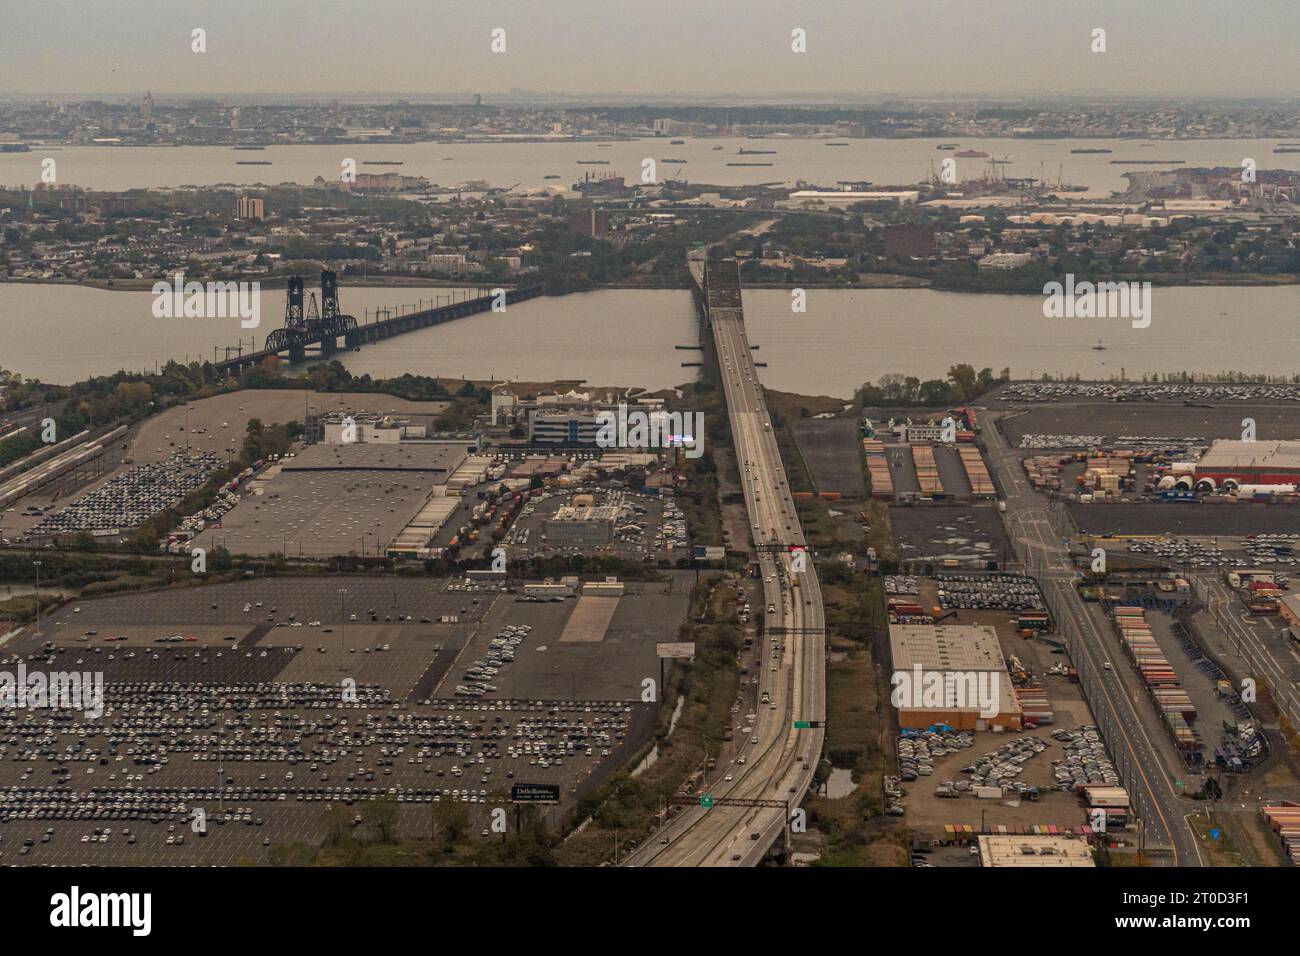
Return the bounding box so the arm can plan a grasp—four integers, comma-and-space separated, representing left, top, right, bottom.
1066, 501, 1300, 536
889, 503, 1010, 570
791, 417, 866, 499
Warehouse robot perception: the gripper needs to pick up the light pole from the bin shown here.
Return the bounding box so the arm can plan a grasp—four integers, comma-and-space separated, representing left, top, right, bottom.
338, 587, 348, 663
32, 560, 42, 637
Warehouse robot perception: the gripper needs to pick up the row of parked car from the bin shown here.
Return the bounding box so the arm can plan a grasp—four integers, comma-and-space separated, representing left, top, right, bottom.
31, 452, 222, 535
1051, 725, 1119, 790
936, 572, 1046, 612
458, 624, 532, 696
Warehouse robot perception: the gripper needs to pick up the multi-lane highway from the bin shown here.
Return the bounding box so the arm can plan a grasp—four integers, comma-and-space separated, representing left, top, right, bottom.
981, 408, 1202, 865
625, 259, 825, 867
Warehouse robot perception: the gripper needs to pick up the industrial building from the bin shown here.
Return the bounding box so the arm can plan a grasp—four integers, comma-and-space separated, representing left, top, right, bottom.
544, 506, 617, 547
888, 624, 1022, 731
976, 835, 1095, 868
319, 411, 429, 444
1190, 439, 1300, 492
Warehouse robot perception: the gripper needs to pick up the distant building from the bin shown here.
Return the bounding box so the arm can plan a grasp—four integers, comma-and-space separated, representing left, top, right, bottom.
570, 209, 610, 237
236, 196, 265, 221
529, 409, 605, 445
884, 224, 935, 259
977, 252, 1032, 270
353, 172, 427, 193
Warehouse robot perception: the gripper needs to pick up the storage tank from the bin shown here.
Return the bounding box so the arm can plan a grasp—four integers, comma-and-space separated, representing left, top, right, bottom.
1156, 475, 1176, 490
1194, 477, 1217, 493
1237, 484, 1296, 497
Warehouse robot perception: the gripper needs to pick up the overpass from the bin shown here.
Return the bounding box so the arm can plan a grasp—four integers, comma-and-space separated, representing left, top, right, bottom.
625, 256, 826, 867
211, 271, 543, 376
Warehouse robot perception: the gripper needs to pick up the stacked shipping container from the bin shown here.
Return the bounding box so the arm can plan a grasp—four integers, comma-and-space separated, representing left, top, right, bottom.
956, 445, 995, 497
863, 438, 894, 500
911, 443, 942, 496
1261, 803, 1300, 864
1111, 606, 1201, 751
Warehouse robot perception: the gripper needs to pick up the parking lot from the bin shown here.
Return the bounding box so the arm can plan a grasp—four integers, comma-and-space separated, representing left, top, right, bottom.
27, 451, 223, 538
502, 486, 686, 562
0, 573, 689, 863
128, 389, 451, 466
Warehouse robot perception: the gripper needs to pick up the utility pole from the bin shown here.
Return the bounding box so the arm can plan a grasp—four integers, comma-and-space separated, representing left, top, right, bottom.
32, 560, 42, 637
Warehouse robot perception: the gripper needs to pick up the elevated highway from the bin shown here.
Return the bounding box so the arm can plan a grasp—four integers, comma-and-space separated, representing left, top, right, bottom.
625, 258, 825, 866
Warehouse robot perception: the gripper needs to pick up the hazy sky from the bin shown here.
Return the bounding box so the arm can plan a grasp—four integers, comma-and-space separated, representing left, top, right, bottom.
2, 0, 1297, 99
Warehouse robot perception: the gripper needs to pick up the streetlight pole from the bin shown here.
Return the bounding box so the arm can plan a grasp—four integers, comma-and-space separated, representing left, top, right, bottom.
338, 587, 348, 664
32, 560, 42, 637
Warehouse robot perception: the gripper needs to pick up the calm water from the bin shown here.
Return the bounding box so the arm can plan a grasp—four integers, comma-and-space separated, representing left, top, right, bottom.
0, 282, 481, 383
3, 282, 1297, 398
3, 138, 1298, 197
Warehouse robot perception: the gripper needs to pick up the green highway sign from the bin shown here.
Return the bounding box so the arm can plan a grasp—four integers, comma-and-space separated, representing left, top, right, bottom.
700, 794, 714, 808
793, 720, 822, 729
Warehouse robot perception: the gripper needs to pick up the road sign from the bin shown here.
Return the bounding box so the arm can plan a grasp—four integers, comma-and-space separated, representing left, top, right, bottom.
793, 720, 823, 729
700, 794, 714, 808
510, 784, 560, 804
656, 642, 696, 660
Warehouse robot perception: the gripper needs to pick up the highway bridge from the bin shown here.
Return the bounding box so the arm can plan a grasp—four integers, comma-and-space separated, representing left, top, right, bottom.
212, 271, 542, 376
625, 257, 826, 867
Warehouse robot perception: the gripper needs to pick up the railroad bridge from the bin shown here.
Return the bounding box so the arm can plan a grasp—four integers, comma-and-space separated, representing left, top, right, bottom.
213, 270, 543, 376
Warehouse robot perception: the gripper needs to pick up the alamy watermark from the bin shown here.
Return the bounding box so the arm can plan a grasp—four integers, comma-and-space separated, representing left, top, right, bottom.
890, 665, 1000, 719
151, 273, 261, 328
596, 403, 704, 459
1042, 274, 1151, 329
0, 664, 104, 719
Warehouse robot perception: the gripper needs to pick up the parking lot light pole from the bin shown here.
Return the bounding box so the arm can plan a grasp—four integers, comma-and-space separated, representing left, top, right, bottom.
338, 588, 348, 663
32, 560, 42, 637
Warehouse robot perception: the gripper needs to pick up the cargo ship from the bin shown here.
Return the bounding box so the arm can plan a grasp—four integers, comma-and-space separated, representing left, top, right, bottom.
825, 142, 849, 147
235, 160, 272, 165
955, 149, 988, 158
661, 158, 687, 164
738, 148, 777, 155
363, 160, 403, 166
936, 144, 958, 150
1070, 148, 1112, 154
727, 162, 773, 167
669, 139, 686, 145
577, 160, 610, 165
232, 145, 265, 151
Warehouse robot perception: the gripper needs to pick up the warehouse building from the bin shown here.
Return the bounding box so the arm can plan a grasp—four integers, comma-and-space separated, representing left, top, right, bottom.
1192, 439, 1300, 491
889, 624, 1022, 731
977, 835, 1095, 868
